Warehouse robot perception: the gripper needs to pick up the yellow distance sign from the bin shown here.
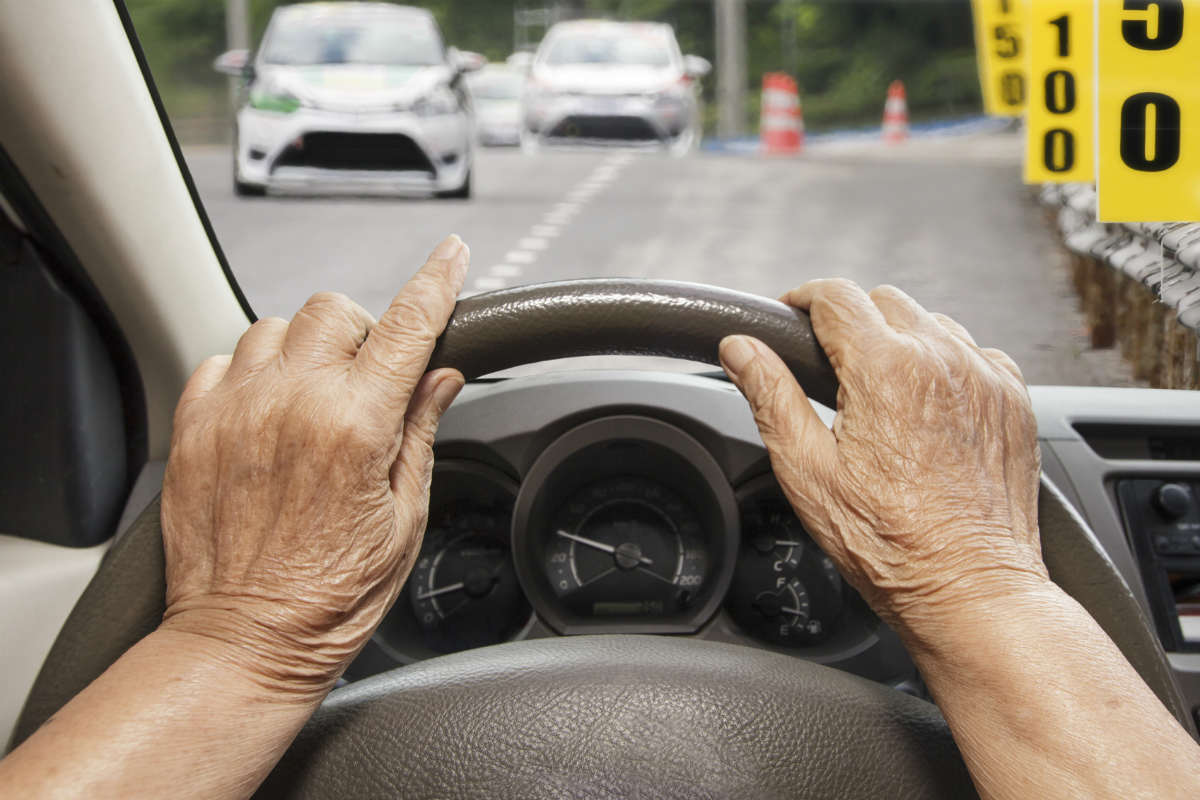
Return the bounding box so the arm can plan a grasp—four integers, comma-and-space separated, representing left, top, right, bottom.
1097, 0, 1200, 221
972, 0, 1029, 116
1023, 0, 1093, 182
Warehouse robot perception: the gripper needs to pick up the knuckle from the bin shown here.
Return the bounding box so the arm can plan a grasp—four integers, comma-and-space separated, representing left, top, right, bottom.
256, 316, 290, 332
386, 293, 441, 337
300, 292, 360, 324
868, 283, 904, 301
305, 290, 353, 310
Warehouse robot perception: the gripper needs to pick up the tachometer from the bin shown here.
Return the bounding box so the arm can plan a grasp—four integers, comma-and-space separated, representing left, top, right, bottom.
409, 504, 525, 653
545, 477, 709, 618
374, 461, 531, 658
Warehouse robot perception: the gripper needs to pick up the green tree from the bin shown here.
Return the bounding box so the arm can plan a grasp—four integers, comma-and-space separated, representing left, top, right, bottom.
126, 0, 983, 140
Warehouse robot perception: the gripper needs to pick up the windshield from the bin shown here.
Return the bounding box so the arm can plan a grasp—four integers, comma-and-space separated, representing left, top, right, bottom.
128, 0, 1197, 391
261, 11, 443, 66
542, 30, 673, 67
467, 69, 524, 101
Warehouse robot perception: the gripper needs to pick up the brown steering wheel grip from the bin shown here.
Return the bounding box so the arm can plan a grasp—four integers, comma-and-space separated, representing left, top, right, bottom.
427, 279, 839, 408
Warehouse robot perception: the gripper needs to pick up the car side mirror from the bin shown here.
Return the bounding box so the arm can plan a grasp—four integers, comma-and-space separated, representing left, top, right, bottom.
449, 47, 487, 74
683, 55, 712, 80
214, 48, 254, 81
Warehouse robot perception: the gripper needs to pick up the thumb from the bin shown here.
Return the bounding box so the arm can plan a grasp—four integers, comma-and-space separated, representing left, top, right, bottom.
719, 335, 838, 502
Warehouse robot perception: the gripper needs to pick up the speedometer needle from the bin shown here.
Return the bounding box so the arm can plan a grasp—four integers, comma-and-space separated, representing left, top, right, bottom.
415, 582, 464, 600
556, 530, 654, 565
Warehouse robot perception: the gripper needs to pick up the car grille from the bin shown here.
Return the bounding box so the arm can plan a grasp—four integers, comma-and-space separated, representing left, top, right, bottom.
548, 115, 660, 142
272, 132, 435, 174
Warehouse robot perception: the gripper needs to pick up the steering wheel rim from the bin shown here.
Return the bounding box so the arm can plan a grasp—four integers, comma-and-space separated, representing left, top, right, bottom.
426, 279, 838, 407
11, 280, 1193, 797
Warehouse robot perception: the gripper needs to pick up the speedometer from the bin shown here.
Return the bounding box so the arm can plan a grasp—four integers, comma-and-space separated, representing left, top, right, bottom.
545, 477, 709, 618
512, 415, 739, 635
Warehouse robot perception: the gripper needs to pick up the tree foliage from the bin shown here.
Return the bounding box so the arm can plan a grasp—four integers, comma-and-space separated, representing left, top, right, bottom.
127, 0, 981, 134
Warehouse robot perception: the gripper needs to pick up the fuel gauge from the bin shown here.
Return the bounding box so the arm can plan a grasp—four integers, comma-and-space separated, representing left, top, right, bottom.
728, 490, 843, 646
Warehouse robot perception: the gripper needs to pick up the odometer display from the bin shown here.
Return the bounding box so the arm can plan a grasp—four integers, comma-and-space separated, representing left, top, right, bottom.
545, 477, 709, 618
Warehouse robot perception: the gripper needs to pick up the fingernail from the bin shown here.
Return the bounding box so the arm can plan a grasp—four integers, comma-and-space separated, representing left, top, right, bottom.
433, 372, 465, 412
719, 335, 757, 377
433, 234, 464, 260
453, 241, 471, 283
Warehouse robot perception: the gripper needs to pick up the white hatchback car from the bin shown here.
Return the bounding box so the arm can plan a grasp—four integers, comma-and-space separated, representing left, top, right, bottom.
217, 2, 480, 198
521, 20, 710, 156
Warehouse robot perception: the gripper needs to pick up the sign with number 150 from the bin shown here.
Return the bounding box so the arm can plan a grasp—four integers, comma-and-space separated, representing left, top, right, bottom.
1097, 0, 1200, 221
972, 0, 1028, 116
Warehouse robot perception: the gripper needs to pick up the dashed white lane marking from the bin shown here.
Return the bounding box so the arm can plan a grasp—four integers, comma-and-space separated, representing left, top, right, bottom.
518, 237, 550, 251
473, 152, 633, 293
505, 250, 538, 264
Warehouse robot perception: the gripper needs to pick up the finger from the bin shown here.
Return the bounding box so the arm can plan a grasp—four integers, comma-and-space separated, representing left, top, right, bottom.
390, 369, 465, 503
226, 317, 289, 380
780, 279, 893, 371
282, 292, 376, 366
868, 285, 929, 333
173, 354, 231, 430
355, 235, 470, 410
930, 312, 979, 348
982, 347, 1026, 384
719, 335, 838, 502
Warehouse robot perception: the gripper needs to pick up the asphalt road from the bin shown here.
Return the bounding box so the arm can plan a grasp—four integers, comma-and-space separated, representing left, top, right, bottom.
184, 133, 1131, 386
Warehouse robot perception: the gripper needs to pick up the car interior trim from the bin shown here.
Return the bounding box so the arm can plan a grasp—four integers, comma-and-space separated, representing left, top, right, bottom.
0, 0, 252, 460
109, 0, 257, 324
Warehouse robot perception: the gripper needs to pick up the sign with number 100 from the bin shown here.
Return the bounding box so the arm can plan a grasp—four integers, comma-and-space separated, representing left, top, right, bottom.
972, 0, 1029, 116
1097, 0, 1200, 221
1024, 0, 1093, 182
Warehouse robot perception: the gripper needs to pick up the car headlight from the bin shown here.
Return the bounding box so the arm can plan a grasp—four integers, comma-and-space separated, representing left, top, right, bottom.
413, 87, 459, 117
249, 86, 303, 114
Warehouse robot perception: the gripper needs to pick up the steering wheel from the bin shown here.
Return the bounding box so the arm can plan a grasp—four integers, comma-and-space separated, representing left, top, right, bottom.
12, 280, 1193, 798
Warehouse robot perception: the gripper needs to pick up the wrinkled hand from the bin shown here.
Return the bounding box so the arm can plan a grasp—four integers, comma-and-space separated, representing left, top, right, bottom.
160, 235, 469, 697
719, 280, 1048, 644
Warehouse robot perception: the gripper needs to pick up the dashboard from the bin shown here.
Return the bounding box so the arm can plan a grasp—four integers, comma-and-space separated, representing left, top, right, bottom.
346, 369, 909, 689
341, 369, 1200, 722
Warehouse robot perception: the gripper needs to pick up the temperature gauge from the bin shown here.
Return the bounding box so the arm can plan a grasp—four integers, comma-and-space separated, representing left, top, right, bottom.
727, 491, 843, 646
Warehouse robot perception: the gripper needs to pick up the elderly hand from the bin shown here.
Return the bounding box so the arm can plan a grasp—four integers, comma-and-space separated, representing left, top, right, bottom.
159, 235, 469, 696
719, 280, 1049, 646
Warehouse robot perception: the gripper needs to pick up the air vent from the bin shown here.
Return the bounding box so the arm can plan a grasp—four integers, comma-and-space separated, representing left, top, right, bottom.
1075, 424, 1200, 461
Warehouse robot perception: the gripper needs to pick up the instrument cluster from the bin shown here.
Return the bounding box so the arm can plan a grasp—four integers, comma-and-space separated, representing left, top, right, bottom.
364, 415, 879, 668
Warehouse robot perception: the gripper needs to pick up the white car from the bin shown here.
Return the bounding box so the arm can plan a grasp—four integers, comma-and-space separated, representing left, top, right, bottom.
216, 2, 480, 198
466, 64, 526, 147
521, 20, 710, 156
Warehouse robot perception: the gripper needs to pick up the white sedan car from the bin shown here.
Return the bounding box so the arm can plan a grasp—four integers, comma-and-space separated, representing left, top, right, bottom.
522, 20, 710, 156
216, 2, 480, 198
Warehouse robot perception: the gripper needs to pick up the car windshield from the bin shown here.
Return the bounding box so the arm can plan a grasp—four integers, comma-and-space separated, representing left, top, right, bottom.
261, 12, 443, 66
542, 30, 672, 67
127, 0, 1198, 391
467, 69, 524, 100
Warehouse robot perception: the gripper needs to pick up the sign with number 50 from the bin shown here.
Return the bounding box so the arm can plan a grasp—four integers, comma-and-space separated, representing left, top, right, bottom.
1097, 0, 1200, 220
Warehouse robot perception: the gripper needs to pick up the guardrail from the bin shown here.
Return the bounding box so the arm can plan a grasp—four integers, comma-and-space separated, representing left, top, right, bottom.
1040, 184, 1200, 390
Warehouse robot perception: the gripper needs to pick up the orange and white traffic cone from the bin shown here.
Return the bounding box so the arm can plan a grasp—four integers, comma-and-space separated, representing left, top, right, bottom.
760, 73, 803, 155
882, 80, 908, 144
